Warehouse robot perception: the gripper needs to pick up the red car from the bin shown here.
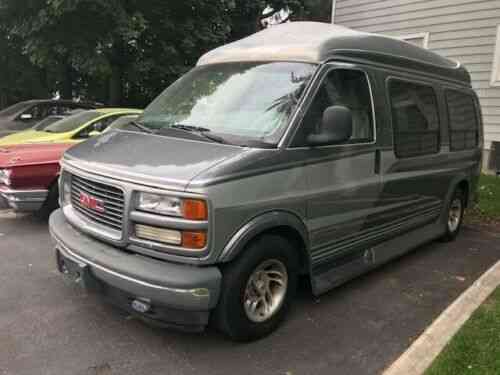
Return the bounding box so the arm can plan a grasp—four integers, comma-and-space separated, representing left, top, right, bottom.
0, 143, 73, 216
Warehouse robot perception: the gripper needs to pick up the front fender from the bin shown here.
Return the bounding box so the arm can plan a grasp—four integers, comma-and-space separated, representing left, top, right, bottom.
219, 210, 309, 262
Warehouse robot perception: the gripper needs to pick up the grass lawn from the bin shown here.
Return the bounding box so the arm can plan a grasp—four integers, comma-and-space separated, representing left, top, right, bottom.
426, 288, 500, 375
424, 175, 500, 374
467, 174, 500, 224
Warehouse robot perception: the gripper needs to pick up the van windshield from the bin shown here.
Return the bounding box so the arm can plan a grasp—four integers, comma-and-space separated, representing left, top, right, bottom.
139, 62, 317, 146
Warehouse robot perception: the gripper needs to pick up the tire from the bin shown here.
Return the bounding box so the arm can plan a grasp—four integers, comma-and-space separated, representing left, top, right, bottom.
441, 187, 465, 242
213, 234, 299, 342
35, 184, 59, 219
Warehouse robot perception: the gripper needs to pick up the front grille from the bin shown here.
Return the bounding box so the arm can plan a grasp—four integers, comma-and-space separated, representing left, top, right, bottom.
70, 174, 125, 232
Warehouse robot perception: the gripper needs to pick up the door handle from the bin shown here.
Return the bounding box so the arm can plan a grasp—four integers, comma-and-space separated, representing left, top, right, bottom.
374, 149, 381, 175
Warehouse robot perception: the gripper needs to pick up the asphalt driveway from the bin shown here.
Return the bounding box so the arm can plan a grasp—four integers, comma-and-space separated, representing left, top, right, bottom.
1, 211, 500, 375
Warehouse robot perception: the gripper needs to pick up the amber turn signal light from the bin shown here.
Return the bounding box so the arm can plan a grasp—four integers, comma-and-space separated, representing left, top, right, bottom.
182, 231, 207, 249
182, 199, 208, 220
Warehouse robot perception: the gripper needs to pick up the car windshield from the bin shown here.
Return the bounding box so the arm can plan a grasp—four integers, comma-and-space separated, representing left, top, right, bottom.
0, 101, 30, 117
43, 111, 101, 133
32, 116, 64, 131
139, 62, 317, 146
106, 115, 139, 132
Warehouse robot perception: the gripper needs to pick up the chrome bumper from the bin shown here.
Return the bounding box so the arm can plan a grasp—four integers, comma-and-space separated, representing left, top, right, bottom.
0, 186, 48, 212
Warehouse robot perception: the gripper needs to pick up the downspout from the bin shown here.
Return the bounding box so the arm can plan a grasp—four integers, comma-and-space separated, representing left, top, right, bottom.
331, 0, 337, 24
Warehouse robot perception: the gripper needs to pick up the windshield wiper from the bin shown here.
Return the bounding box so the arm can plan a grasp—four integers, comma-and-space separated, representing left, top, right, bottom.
169, 123, 227, 144
171, 124, 211, 132
129, 120, 154, 134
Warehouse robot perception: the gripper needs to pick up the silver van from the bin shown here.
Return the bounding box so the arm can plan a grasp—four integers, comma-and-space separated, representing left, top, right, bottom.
49, 22, 483, 341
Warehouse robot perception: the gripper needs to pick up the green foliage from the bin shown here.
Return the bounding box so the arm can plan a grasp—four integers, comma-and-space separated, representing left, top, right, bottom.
467, 174, 500, 224
0, 0, 331, 107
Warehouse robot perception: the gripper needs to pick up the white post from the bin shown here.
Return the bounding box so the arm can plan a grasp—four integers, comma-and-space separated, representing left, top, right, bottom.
331, 0, 337, 24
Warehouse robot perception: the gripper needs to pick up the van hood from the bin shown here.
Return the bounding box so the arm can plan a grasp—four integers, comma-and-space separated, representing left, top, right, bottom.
63, 131, 250, 191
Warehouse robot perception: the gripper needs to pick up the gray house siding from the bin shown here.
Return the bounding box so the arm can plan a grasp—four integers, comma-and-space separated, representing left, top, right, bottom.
333, 0, 500, 170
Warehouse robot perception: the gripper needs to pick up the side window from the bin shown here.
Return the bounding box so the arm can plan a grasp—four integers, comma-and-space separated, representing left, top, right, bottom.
389, 80, 440, 158
446, 90, 479, 151
292, 69, 374, 147
23, 104, 48, 120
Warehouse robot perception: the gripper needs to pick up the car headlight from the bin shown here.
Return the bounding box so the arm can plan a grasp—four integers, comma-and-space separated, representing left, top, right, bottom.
0, 169, 12, 186
137, 192, 207, 220
58, 171, 71, 207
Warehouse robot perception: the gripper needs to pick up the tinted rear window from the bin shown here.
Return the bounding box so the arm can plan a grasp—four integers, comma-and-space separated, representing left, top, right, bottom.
389, 80, 440, 158
446, 90, 479, 151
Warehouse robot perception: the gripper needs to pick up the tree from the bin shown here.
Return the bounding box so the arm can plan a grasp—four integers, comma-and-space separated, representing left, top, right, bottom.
0, 0, 333, 108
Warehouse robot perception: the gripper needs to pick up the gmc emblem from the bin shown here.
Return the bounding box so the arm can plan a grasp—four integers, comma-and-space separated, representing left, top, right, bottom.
79, 192, 105, 213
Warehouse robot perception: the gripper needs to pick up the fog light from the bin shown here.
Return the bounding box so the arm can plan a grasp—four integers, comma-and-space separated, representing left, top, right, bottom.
182, 231, 207, 250
135, 224, 182, 245
131, 299, 151, 313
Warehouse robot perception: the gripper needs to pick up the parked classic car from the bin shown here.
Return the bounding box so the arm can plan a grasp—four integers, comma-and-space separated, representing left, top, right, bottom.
0, 143, 73, 216
0, 108, 142, 146
0, 100, 100, 138
0, 114, 141, 216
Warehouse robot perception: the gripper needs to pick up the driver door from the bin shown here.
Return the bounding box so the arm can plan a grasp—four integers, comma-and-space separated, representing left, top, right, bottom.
292, 64, 383, 293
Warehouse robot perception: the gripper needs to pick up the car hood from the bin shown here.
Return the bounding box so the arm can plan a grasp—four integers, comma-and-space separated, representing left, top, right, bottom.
63, 131, 250, 191
0, 143, 74, 168
0, 130, 72, 146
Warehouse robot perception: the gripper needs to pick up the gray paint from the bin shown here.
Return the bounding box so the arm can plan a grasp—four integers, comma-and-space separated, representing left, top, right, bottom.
64, 130, 250, 192
50, 210, 221, 311
49, 23, 483, 326
197, 22, 469, 84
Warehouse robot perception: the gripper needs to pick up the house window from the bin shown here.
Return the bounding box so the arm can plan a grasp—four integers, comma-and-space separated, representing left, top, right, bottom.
446, 90, 479, 151
389, 79, 440, 158
397, 33, 430, 49
491, 25, 500, 86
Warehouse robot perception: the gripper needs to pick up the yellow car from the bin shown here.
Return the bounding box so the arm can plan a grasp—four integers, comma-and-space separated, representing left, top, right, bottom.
0, 108, 143, 146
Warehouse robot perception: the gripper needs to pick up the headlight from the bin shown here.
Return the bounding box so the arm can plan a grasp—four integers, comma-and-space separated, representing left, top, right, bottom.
58, 172, 71, 206
0, 169, 12, 186
138, 193, 183, 216
137, 192, 207, 220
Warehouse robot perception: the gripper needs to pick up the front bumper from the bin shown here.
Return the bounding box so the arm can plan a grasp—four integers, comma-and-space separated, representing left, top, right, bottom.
0, 186, 48, 212
49, 209, 222, 330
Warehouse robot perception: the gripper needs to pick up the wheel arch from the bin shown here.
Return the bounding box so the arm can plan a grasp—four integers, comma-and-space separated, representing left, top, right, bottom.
446, 174, 471, 208
219, 211, 310, 273
457, 179, 470, 207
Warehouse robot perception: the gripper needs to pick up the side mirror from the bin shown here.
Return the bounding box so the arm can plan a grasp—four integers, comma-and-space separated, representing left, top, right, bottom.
19, 113, 33, 121
307, 106, 353, 147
